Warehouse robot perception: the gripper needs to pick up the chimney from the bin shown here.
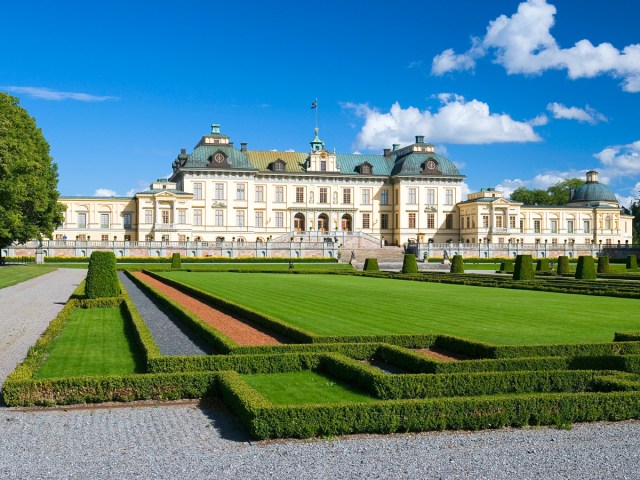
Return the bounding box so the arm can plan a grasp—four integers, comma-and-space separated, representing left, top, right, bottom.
383, 148, 390, 157
240, 142, 247, 152
415, 135, 425, 144
180, 148, 186, 155
392, 143, 400, 151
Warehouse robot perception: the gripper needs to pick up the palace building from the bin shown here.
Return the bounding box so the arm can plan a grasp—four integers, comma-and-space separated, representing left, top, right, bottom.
44, 124, 632, 257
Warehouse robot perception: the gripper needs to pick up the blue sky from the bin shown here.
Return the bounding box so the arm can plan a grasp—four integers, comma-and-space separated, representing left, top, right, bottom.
2, 0, 640, 206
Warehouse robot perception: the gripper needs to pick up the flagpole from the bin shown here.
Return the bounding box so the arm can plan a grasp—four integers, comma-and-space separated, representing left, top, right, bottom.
315, 97, 318, 131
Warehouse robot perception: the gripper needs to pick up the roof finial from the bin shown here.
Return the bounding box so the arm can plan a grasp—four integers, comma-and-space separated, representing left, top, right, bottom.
211, 124, 220, 135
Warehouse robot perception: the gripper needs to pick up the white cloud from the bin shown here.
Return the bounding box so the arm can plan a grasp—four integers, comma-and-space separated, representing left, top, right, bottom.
460, 182, 472, 201
593, 140, 640, 179
344, 95, 540, 150
94, 188, 118, 197
2, 86, 116, 102
431, 0, 640, 92
547, 102, 607, 124
527, 114, 549, 126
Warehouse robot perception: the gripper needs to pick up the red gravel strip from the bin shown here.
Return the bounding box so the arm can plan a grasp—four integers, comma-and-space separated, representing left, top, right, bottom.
132, 272, 282, 346
414, 348, 465, 362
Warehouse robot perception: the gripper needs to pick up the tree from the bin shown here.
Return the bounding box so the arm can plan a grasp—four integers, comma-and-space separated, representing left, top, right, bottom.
622, 199, 640, 244
0, 93, 64, 255
509, 178, 585, 206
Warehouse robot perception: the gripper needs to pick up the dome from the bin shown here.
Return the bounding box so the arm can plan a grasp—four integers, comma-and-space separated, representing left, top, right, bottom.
567, 171, 618, 205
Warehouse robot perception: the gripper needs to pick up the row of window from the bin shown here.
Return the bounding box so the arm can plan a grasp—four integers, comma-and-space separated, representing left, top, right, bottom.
75, 213, 132, 229
405, 188, 454, 206
463, 215, 618, 234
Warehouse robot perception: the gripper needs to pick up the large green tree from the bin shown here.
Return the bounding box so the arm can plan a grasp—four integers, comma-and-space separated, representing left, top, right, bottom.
510, 178, 585, 205
0, 93, 64, 253
622, 199, 640, 244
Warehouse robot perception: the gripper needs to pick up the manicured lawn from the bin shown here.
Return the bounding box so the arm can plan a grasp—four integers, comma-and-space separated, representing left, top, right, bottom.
160, 272, 640, 345
0, 266, 55, 288
35, 307, 144, 378
128, 262, 352, 272
242, 370, 376, 404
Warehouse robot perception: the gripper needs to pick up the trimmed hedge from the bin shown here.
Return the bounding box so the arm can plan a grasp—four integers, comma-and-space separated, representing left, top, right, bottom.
44, 256, 339, 264
556, 256, 570, 275
575, 255, 596, 280
401, 254, 418, 274
171, 253, 181, 269
597, 256, 610, 274
513, 255, 534, 280
450, 255, 464, 273
626, 255, 638, 270
85, 251, 120, 298
363, 258, 379, 272
536, 258, 550, 273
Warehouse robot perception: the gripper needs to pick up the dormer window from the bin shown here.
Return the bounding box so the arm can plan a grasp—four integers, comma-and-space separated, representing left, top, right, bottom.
208, 151, 228, 167
358, 162, 373, 175
421, 158, 439, 174
271, 159, 286, 172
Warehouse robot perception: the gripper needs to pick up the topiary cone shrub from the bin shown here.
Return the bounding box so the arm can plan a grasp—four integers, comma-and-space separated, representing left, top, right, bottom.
171, 252, 181, 269
401, 254, 418, 274
575, 255, 596, 280
597, 256, 609, 274
85, 251, 120, 298
363, 258, 379, 272
513, 254, 535, 280
505, 262, 515, 273
536, 258, 550, 273
556, 256, 570, 275
450, 255, 464, 273
626, 255, 638, 270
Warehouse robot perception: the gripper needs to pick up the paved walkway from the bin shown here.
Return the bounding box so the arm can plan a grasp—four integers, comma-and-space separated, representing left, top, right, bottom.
0, 268, 86, 387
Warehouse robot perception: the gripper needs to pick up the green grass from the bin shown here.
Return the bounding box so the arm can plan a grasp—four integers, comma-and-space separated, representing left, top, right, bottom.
35, 307, 144, 378
0, 265, 55, 288
242, 370, 376, 404
124, 262, 353, 272
159, 272, 640, 345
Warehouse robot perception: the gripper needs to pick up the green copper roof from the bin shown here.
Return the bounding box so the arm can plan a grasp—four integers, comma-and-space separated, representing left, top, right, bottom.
245, 151, 309, 172
391, 152, 463, 177
336, 154, 393, 175
180, 144, 255, 170
568, 181, 618, 204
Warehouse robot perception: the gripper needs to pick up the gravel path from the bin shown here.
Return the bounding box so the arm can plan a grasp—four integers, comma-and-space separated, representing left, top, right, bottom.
2, 268, 640, 479
0, 268, 86, 388
118, 272, 213, 356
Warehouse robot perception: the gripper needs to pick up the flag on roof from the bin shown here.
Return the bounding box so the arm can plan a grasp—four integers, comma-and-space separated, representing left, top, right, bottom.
311, 100, 317, 109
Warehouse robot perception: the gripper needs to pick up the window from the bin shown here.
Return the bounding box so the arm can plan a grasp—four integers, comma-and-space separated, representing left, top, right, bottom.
445, 189, 454, 205
236, 210, 245, 227
446, 214, 453, 229
215, 209, 224, 226
144, 210, 153, 224
380, 189, 388, 205
482, 215, 489, 228
101, 234, 109, 241
193, 182, 203, 200
583, 220, 590, 233
534, 220, 541, 233
275, 186, 284, 203
236, 183, 246, 201
362, 189, 371, 205
427, 189, 435, 205
362, 213, 370, 229
275, 212, 284, 228
255, 185, 264, 202
320, 160, 327, 172
295, 187, 304, 203
178, 210, 186, 224
604, 216, 612, 230
215, 183, 224, 200
319, 187, 328, 204
496, 216, 503, 228
408, 213, 416, 228
343, 188, 352, 204
100, 213, 110, 229
193, 209, 203, 226
381, 213, 389, 229
509, 216, 516, 229
585, 238, 592, 245
360, 163, 371, 174
550, 219, 558, 234
466, 216, 470, 229
552, 238, 558, 245
123, 213, 132, 229
519, 219, 524, 233
273, 160, 285, 172
255, 211, 264, 227
567, 219, 574, 234
427, 213, 435, 229
408, 188, 417, 204
161, 210, 170, 224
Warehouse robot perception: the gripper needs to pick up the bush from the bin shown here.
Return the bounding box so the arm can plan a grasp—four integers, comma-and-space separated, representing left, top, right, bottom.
626, 255, 638, 270
171, 253, 181, 269
450, 255, 464, 273
513, 255, 534, 280
597, 256, 610, 274
556, 256, 570, 275
85, 251, 120, 298
363, 258, 379, 272
575, 256, 596, 280
536, 258, 550, 273
401, 254, 418, 274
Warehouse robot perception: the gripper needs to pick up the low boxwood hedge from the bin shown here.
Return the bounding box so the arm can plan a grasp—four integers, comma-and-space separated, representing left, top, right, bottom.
363, 258, 379, 272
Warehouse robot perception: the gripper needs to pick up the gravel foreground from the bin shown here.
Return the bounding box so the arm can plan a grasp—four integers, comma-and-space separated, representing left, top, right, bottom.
2, 268, 640, 479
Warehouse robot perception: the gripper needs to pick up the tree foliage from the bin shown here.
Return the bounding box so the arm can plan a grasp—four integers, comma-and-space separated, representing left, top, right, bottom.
509, 178, 585, 205
0, 93, 64, 249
